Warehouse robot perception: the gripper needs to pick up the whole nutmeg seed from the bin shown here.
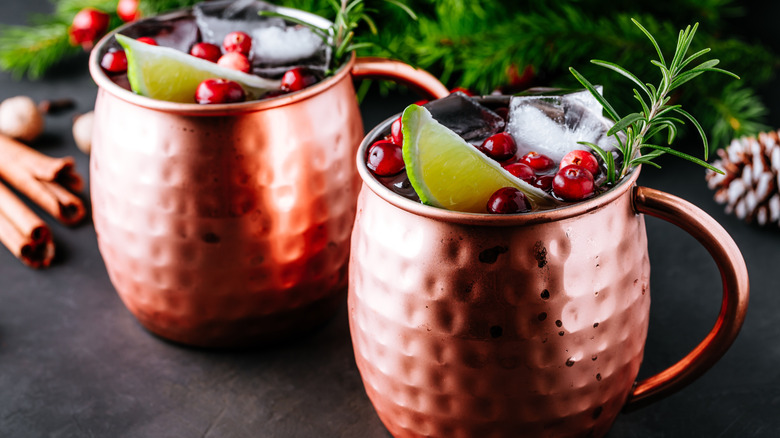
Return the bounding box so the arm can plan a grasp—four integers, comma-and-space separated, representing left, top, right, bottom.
0, 96, 44, 142
72, 111, 94, 154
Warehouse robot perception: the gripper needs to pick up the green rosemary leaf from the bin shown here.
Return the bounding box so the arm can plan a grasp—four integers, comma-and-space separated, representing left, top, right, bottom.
346, 41, 375, 52
665, 121, 677, 144
639, 149, 666, 160
633, 89, 650, 118
653, 104, 683, 118
590, 60, 651, 98
631, 18, 666, 67
644, 122, 675, 143
607, 112, 644, 137
678, 47, 711, 72
631, 157, 663, 169
672, 107, 709, 159
362, 14, 378, 35
670, 24, 697, 74
382, 0, 418, 20
638, 143, 723, 173
578, 141, 616, 183
653, 116, 685, 126
646, 83, 658, 101
569, 67, 620, 122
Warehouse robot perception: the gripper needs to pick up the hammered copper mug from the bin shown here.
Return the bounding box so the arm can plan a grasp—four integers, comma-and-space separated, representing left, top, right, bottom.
348, 111, 750, 437
87, 11, 449, 347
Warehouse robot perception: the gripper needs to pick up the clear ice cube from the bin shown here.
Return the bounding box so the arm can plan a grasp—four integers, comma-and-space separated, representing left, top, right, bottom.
250, 25, 331, 77
506, 87, 618, 162
194, 0, 331, 78
194, 0, 283, 43
423, 92, 505, 142
120, 10, 200, 53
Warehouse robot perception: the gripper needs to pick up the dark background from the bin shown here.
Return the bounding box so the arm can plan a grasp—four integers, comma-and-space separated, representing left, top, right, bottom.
1, 1, 778, 437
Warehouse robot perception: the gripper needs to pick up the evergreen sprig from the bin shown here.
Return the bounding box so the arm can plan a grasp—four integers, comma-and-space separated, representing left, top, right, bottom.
570, 19, 737, 184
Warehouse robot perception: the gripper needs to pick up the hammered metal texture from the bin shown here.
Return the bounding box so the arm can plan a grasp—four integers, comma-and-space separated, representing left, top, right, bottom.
91, 68, 363, 347
349, 171, 651, 437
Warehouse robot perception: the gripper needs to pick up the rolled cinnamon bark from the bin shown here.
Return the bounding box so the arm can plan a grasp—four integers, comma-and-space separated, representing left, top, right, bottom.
0, 134, 85, 226
0, 182, 54, 268
0, 134, 75, 182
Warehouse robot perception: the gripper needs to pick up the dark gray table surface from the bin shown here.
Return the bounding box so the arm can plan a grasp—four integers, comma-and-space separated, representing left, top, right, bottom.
1, 1, 779, 437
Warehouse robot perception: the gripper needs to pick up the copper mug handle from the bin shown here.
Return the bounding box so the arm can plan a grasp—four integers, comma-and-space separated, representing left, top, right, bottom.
626, 185, 750, 410
351, 57, 450, 99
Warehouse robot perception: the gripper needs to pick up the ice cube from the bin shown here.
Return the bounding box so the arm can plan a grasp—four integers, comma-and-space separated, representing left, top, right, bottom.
194, 0, 331, 78
250, 25, 331, 77
120, 10, 200, 53
194, 0, 283, 45
506, 88, 618, 162
423, 92, 505, 142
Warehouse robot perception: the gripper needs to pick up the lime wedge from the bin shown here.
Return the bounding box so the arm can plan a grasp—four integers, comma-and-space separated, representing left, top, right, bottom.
402, 104, 554, 213
115, 34, 280, 103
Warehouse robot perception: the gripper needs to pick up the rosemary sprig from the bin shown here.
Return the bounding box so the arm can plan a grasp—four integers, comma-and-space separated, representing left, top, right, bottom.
261, 0, 416, 74
569, 19, 738, 184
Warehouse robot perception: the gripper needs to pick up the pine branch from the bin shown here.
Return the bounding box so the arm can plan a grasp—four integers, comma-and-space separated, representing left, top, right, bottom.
0, 23, 79, 80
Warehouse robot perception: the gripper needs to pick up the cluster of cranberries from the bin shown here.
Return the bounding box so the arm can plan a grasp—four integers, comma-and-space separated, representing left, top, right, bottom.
477, 130, 599, 213
366, 105, 603, 215
99, 23, 321, 105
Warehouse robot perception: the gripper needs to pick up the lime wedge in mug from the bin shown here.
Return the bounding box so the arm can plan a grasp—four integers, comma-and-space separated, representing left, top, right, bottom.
402, 104, 553, 213
115, 34, 280, 103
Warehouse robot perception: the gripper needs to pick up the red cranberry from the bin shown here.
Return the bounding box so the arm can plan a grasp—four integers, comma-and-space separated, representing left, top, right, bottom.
100, 50, 127, 73
521, 151, 555, 172
503, 162, 535, 184
479, 132, 517, 162
69, 8, 109, 48
560, 150, 599, 176
280, 67, 319, 92
223, 31, 252, 55
136, 37, 158, 46
366, 140, 405, 176
533, 174, 554, 191
190, 42, 222, 63
552, 165, 595, 201
117, 0, 141, 22
217, 52, 251, 73
414, 99, 429, 106
487, 187, 531, 214
390, 116, 403, 145
195, 79, 246, 104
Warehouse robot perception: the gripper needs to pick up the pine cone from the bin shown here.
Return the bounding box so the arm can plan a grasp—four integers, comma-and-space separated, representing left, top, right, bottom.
706, 131, 780, 226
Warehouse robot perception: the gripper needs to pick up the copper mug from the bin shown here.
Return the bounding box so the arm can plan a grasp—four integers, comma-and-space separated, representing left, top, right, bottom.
348, 109, 750, 437
87, 11, 449, 347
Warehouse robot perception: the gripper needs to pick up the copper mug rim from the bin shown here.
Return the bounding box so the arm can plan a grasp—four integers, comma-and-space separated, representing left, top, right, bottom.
356, 104, 642, 226
89, 6, 356, 116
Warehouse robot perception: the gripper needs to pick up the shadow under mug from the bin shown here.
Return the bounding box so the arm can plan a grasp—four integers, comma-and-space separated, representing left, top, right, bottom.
348, 107, 749, 437
88, 13, 449, 347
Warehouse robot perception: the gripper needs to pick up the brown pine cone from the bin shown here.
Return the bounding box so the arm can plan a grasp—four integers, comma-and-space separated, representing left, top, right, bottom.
706, 131, 780, 226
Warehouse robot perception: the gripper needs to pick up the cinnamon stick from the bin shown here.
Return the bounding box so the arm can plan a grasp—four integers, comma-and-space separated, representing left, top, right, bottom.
0, 134, 85, 226
0, 181, 54, 268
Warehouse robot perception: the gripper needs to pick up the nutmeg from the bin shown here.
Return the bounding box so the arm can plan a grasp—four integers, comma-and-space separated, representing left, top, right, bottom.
0, 96, 45, 142
72, 111, 94, 154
